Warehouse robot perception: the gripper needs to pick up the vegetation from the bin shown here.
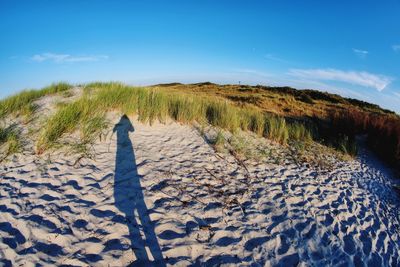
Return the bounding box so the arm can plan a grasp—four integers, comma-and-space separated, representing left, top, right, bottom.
326, 109, 400, 168
0, 125, 21, 160
0, 82, 72, 118
1, 81, 398, 172
157, 82, 398, 167
209, 130, 226, 153
157, 82, 396, 117
36, 96, 107, 153
36, 82, 313, 153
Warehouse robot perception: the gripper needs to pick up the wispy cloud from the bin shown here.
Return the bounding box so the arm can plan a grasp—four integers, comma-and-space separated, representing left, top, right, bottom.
353, 48, 368, 58
264, 54, 292, 64
31, 53, 108, 63
288, 68, 392, 91
392, 45, 400, 53
233, 68, 272, 78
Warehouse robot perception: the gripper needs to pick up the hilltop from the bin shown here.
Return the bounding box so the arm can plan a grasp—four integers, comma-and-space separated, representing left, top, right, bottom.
1, 82, 399, 171
0, 82, 399, 266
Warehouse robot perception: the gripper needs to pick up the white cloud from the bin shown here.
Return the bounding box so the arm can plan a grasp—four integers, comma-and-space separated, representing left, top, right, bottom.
264, 54, 292, 64
392, 45, 400, 53
233, 68, 272, 78
352, 48, 368, 58
31, 53, 108, 63
288, 68, 392, 91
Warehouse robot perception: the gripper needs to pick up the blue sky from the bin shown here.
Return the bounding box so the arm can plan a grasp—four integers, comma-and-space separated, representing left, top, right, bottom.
1, 0, 400, 113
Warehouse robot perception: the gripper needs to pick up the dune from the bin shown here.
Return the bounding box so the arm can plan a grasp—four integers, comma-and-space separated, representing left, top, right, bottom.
0, 89, 400, 266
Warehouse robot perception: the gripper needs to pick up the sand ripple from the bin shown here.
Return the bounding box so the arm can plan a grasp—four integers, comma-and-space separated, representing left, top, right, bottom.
0, 117, 399, 266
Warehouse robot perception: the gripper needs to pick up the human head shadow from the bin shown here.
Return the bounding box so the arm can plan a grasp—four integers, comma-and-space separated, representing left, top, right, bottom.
113, 115, 165, 266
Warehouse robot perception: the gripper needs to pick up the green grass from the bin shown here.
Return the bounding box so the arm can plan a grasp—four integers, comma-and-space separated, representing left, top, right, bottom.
0, 82, 72, 118
336, 135, 358, 156
264, 116, 289, 144
36, 97, 106, 153
209, 130, 226, 152
288, 122, 313, 142
0, 125, 21, 160
245, 111, 265, 136
36, 82, 315, 153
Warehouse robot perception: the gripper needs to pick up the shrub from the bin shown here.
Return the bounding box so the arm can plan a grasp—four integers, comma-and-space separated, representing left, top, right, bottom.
322, 109, 400, 165
298, 93, 314, 104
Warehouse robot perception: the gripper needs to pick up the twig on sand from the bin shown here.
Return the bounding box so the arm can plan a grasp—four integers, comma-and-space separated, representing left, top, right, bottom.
203, 167, 227, 185
229, 148, 251, 175
151, 171, 207, 206
0, 155, 7, 163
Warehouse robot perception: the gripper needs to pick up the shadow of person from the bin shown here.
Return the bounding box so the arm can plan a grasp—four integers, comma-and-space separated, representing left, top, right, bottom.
113, 115, 165, 266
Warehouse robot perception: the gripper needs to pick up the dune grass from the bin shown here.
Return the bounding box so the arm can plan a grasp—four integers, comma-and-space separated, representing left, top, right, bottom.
36, 97, 107, 153
0, 125, 21, 160
288, 122, 313, 142
0, 82, 72, 118
36, 82, 313, 153
2, 81, 397, 167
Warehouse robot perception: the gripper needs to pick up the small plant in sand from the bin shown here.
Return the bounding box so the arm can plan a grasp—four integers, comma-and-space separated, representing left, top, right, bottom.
20, 103, 39, 124
210, 130, 226, 153
0, 125, 21, 161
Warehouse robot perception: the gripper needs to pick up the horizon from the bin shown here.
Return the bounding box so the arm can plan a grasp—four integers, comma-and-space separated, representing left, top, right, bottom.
1, 0, 400, 113
2, 80, 398, 115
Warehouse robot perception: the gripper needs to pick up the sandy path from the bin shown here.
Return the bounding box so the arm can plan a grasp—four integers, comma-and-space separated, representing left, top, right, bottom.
0, 115, 399, 266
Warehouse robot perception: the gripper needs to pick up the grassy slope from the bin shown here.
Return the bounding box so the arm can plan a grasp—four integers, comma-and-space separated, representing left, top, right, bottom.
0, 81, 398, 170
154, 82, 396, 118
0, 82, 72, 160
154, 82, 399, 169
0, 82, 72, 119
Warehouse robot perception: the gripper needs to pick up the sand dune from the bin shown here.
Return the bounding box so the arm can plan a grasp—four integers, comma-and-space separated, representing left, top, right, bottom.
1, 110, 400, 266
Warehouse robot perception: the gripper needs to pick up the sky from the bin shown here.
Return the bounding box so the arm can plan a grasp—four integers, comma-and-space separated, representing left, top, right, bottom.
1, 0, 400, 113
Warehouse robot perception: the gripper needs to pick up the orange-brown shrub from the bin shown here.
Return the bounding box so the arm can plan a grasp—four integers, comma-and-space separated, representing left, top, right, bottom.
326, 109, 400, 169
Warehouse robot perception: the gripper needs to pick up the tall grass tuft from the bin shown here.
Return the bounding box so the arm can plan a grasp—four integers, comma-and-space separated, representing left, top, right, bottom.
288, 122, 313, 142
250, 113, 265, 136
264, 116, 289, 144
0, 125, 21, 159
36, 97, 105, 153
205, 101, 239, 131
168, 95, 202, 123
137, 89, 168, 124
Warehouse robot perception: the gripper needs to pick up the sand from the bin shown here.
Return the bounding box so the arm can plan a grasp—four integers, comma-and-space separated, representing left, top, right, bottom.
1, 92, 400, 266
